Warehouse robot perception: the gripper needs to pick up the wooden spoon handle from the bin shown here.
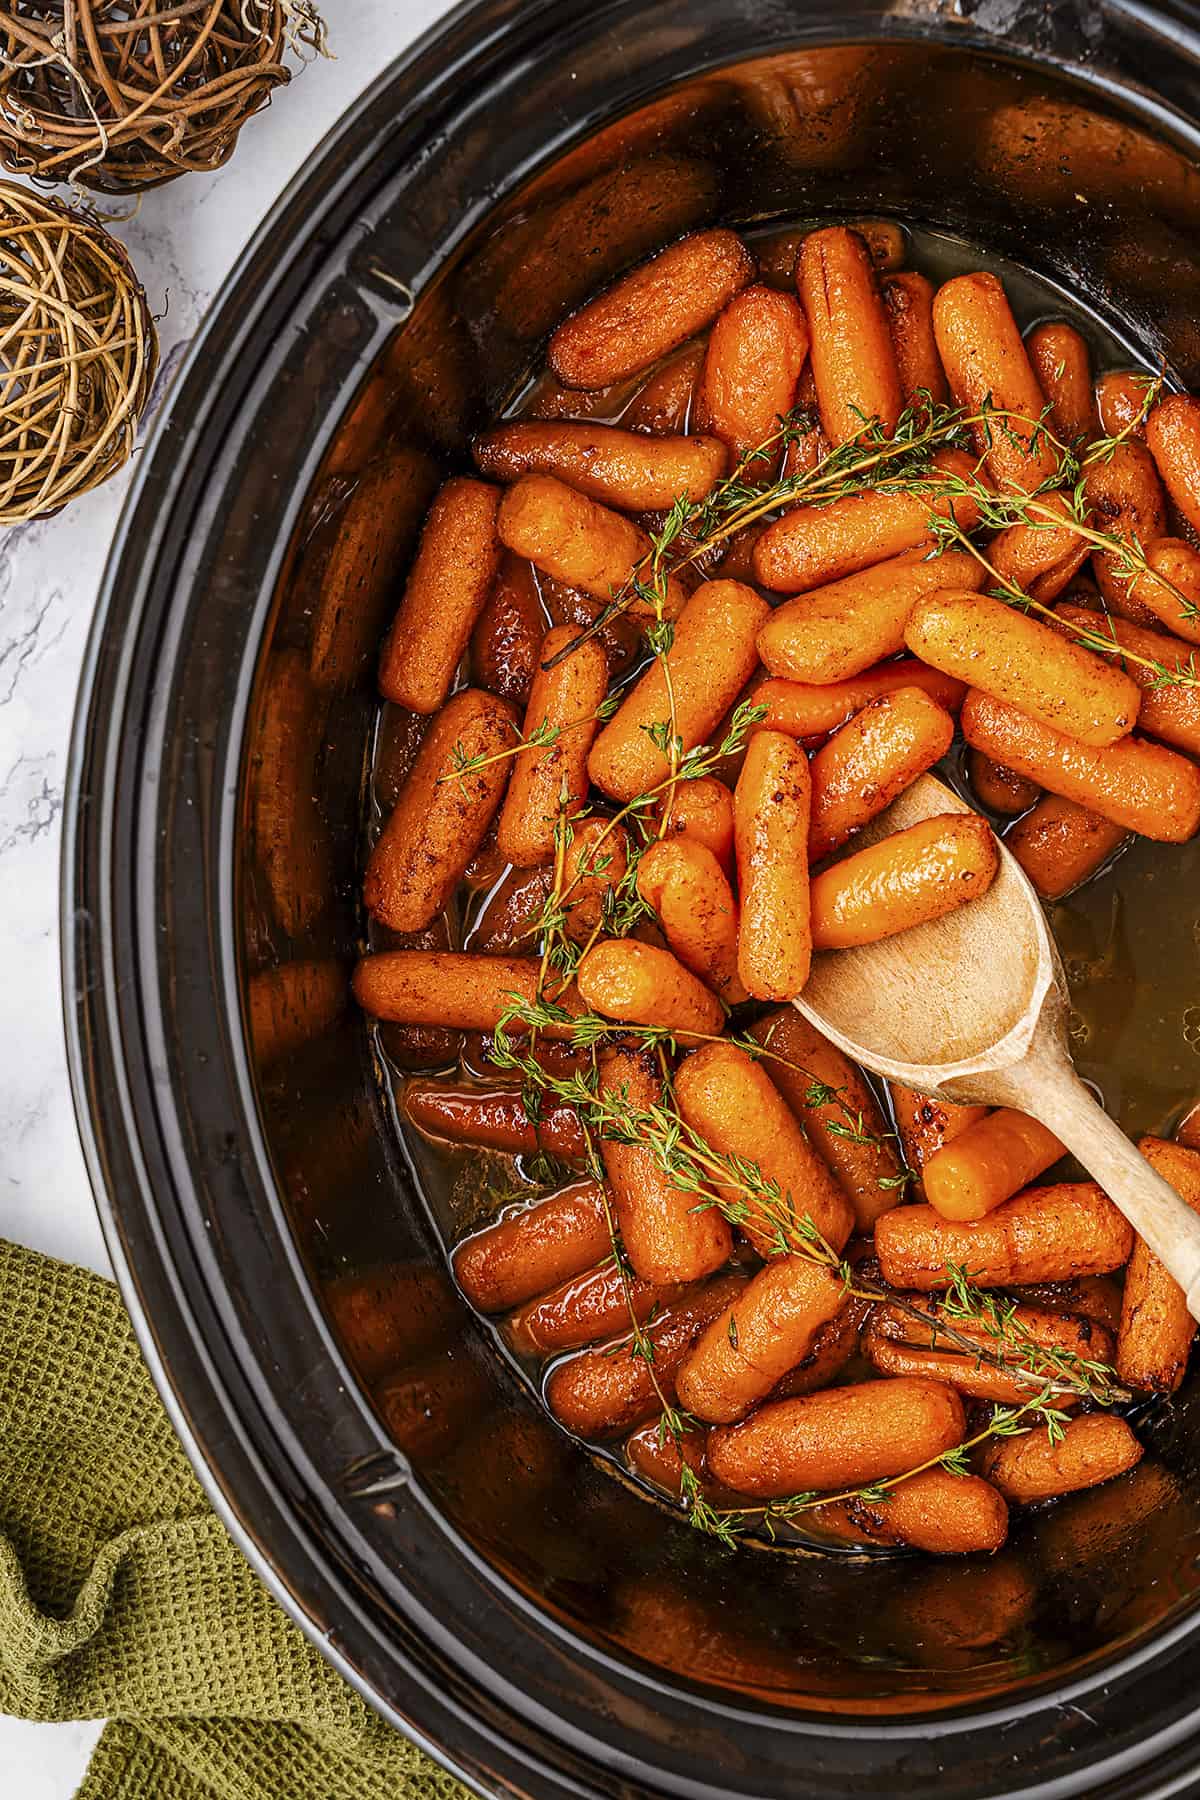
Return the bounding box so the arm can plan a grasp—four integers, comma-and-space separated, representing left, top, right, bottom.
1003, 1061, 1200, 1322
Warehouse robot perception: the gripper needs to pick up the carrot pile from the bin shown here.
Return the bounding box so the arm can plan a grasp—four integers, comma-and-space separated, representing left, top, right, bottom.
345, 217, 1200, 1556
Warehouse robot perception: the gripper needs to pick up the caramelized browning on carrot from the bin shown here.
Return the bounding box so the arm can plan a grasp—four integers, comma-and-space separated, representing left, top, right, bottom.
797, 226, 903, 444
876, 1183, 1134, 1289
751, 663, 965, 740
696, 283, 810, 464
1006, 793, 1128, 900
654, 775, 736, 876
983, 1413, 1142, 1503
809, 813, 999, 951
808, 686, 956, 863
932, 272, 1058, 492
889, 1084, 989, 1176
734, 729, 813, 999
1083, 443, 1167, 619
379, 478, 502, 713
453, 1180, 611, 1313
817, 1469, 1008, 1554
968, 750, 1040, 816
475, 421, 728, 510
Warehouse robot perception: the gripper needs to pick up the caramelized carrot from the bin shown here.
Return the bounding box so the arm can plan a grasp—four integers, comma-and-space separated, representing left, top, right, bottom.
636, 837, 744, 1000
874, 1294, 1113, 1365
676, 1256, 847, 1424
378, 478, 502, 713
474, 421, 727, 510
1146, 394, 1200, 537
816, 1470, 1008, 1554
809, 813, 999, 951
797, 226, 903, 443
673, 1040, 854, 1257
863, 1322, 1079, 1408
922, 1108, 1064, 1221
404, 1078, 586, 1160
1127, 538, 1200, 645
966, 751, 1038, 817
325, 1262, 460, 1382
1095, 369, 1155, 441
768, 1304, 861, 1399
905, 590, 1140, 748
696, 284, 810, 463
507, 1258, 677, 1356
932, 272, 1058, 492
876, 1182, 1134, 1289
497, 474, 687, 619
707, 1376, 965, 1498
983, 1414, 1142, 1503
654, 775, 736, 877
747, 1007, 907, 1230
960, 689, 1200, 841
756, 548, 986, 685
625, 1420, 710, 1498
471, 554, 546, 705
597, 1047, 734, 1286
495, 625, 608, 866
1009, 1274, 1124, 1333
808, 686, 956, 862
452, 1180, 611, 1313
1116, 1136, 1200, 1391
588, 580, 770, 802
1006, 793, 1128, 899
364, 689, 518, 931
1083, 443, 1167, 618
734, 729, 812, 1000
781, 359, 829, 477
577, 939, 725, 1038
561, 818, 629, 942
753, 448, 981, 593
620, 340, 706, 435
549, 229, 756, 388
751, 662, 965, 740
883, 271, 947, 412
1055, 603, 1200, 757
988, 489, 1091, 604
352, 952, 583, 1036
890, 1084, 989, 1176
1026, 321, 1095, 443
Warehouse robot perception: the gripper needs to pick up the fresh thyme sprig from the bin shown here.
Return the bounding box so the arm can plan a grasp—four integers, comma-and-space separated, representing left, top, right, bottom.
439, 695, 622, 785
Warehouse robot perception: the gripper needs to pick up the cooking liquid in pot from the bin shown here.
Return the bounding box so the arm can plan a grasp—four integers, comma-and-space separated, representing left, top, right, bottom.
359, 218, 1200, 1554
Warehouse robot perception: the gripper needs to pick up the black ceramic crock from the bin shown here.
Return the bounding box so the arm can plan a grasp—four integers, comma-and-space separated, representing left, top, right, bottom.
63, 2, 1200, 1794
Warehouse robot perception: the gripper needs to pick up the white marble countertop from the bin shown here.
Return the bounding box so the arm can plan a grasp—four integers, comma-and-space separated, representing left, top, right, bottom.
0, 1, 451, 1787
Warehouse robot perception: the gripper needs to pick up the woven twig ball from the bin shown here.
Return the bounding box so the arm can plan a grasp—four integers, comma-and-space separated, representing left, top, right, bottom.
0, 1, 324, 193
0, 180, 158, 524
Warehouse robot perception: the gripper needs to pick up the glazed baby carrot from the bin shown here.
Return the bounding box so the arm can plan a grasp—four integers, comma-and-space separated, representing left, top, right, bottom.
1055, 603, 1200, 757
548, 229, 756, 388
507, 1259, 677, 1356
1116, 1136, 1200, 1391
577, 940, 726, 1038
636, 837, 744, 1001
756, 220, 904, 286
753, 448, 981, 593
809, 813, 999, 951
781, 359, 828, 477
588, 580, 770, 802
750, 662, 965, 740
620, 340, 706, 435
625, 1419, 709, 1498
363, 689, 518, 932
734, 729, 813, 999
404, 1078, 586, 1160
1006, 793, 1128, 900
817, 1470, 1008, 1554
654, 775, 736, 876
1146, 393, 1200, 536
352, 952, 583, 1036
808, 686, 956, 862
597, 1046, 734, 1286
932, 272, 1059, 492
769, 1305, 861, 1400
882, 271, 948, 412
874, 1295, 1113, 1375
905, 590, 1140, 747
797, 226, 904, 443
960, 689, 1200, 841
706, 1376, 965, 1497
988, 489, 1092, 604
863, 1324, 1078, 1408
967, 750, 1040, 816
561, 817, 629, 942
1025, 321, 1095, 443
673, 1040, 854, 1257
495, 625, 608, 866
890, 1084, 989, 1175
325, 1262, 460, 1383
474, 421, 728, 510
676, 1256, 848, 1423
471, 553, 546, 706
756, 548, 986, 685
378, 477, 502, 713
696, 283, 810, 463
544, 1274, 748, 1439
875, 1182, 1134, 1289
1011, 1275, 1124, 1334
747, 1006, 906, 1230
452, 1180, 612, 1312
497, 474, 688, 619
922, 1108, 1065, 1221
1127, 538, 1200, 645
1083, 443, 1167, 617
983, 1414, 1142, 1504
1095, 369, 1155, 440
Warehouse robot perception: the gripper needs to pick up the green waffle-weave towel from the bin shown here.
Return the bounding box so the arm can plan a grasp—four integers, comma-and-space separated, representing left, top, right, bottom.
0, 1238, 472, 1800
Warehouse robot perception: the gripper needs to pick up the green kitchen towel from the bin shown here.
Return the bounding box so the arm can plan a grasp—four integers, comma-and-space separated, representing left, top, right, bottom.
0, 1238, 472, 1800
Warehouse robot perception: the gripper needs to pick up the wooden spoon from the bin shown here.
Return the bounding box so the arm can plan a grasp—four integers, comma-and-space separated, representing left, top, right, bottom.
794, 773, 1200, 1320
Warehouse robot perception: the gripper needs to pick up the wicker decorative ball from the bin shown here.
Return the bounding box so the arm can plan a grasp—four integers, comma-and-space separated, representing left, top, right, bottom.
0, 180, 158, 524
0, 1, 321, 192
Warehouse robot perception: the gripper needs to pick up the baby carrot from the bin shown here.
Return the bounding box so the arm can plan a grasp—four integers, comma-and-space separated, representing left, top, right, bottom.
676, 1256, 847, 1424
905, 590, 1140, 747
621, 340, 707, 435
560, 818, 629, 943
756, 548, 986, 685
817, 1469, 1008, 1554
352, 952, 583, 1036
1116, 1136, 1200, 1391
474, 421, 727, 510
932, 272, 1059, 492
1146, 393, 1200, 537
548, 229, 757, 388
577, 939, 725, 1038
1006, 793, 1128, 899
507, 1258, 678, 1357
1025, 321, 1095, 443
809, 813, 999, 951
967, 750, 1040, 816
960, 689, 1200, 841
1083, 443, 1167, 619
378, 477, 502, 713
589, 580, 769, 802
495, 625, 608, 866
364, 689, 519, 932
696, 284, 810, 463
1095, 369, 1155, 440
471, 554, 546, 706
497, 474, 687, 619
988, 488, 1091, 604
405, 1078, 586, 1161
876, 1182, 1134, 1289
808, 686, 956, 862
983, 1414, 1142, 1504
636, 837, 744, 1000
1055, 602, 1200, 758
883, 271, 947, 412
654, 775, 735, 876
922, 1108, 1065, 1222
863, 1323, 1081, 1408
734, 729, 812, 1000
750, 662, 965, 740
452, 1179, 611, 1312
753, 448, 982, 593
797, 226, 904, 443
1127, 538, 1200, 645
